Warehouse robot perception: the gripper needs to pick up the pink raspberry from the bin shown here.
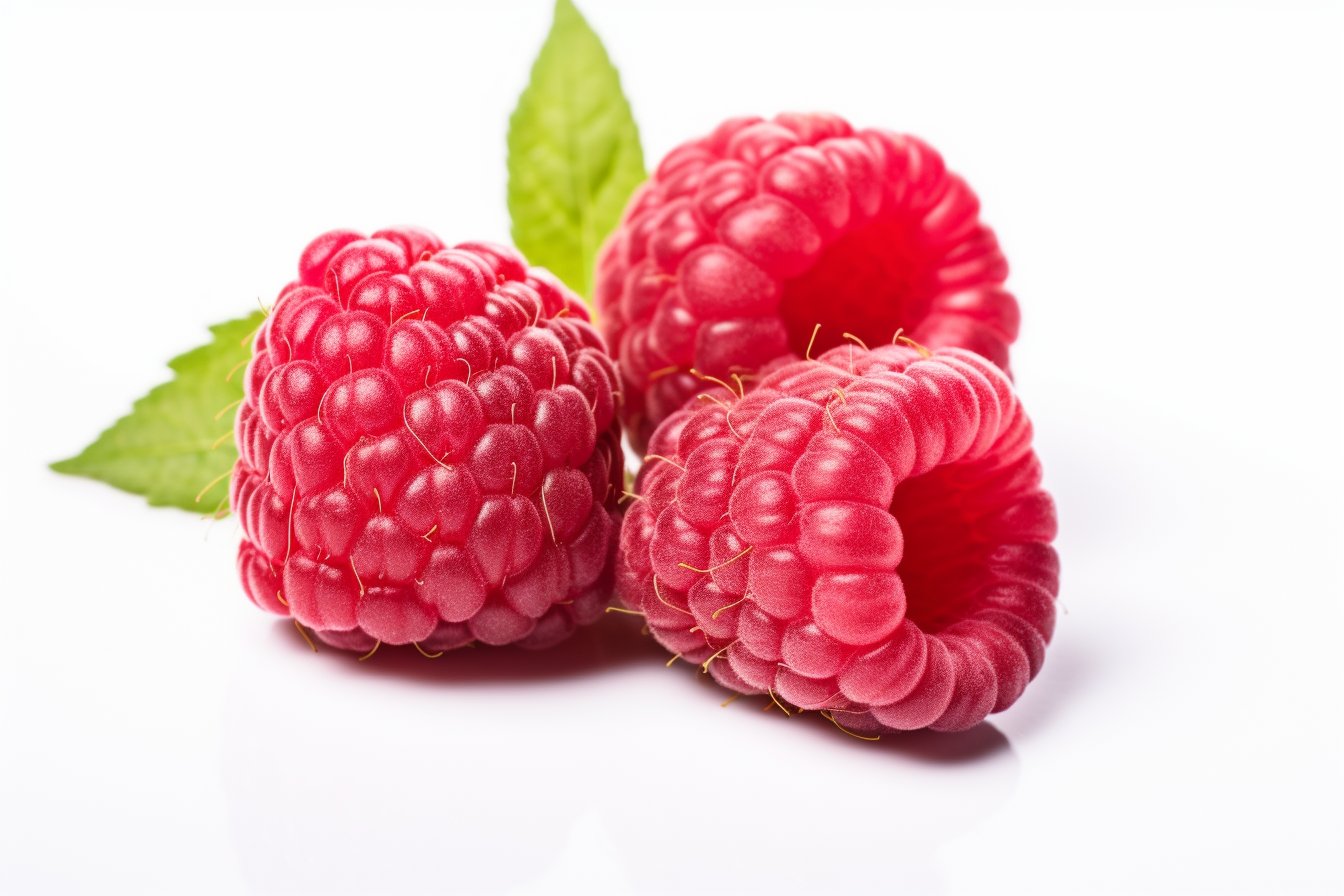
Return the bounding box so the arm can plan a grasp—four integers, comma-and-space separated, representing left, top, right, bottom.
595, 112, 1020, 451
616, 342, 1058, 733
232, 227, 624, 654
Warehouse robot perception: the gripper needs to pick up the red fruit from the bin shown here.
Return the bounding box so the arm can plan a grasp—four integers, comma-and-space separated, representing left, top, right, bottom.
234, 227, 623, 653
595, 112, 1020, 451
616, 343, 1058, 733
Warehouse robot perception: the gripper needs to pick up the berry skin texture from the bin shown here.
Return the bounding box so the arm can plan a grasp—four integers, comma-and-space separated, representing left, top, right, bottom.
616, 343, 1058, 733
232, 227, 624, 653
594, 112, 1021, 451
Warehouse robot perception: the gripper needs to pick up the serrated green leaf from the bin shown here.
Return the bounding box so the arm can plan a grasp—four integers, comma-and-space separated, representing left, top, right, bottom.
51, 312, 265, 513
508, 0, 645, 303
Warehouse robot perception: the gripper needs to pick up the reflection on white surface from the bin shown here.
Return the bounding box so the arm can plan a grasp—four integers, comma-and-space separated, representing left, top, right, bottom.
224, 620, 1020, 895
223, 619, 648, 894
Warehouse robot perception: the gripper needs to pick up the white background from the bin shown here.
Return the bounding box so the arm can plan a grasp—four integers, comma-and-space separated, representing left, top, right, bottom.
2, 1, 1341, 893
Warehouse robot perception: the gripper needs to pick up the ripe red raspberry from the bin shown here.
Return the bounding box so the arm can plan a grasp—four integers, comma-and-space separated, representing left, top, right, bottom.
595, 112, 1020, 451
231, 227, 624, 654
616, 342, 1058, 733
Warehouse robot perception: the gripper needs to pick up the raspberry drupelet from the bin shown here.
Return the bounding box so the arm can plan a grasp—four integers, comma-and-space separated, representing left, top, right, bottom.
616, 341, 1058, 733
232, 227, 624, 653
595, 112, 1021, 452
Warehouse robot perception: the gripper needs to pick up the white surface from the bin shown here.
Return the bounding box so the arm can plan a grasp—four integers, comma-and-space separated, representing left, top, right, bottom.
2, 1, 1341, 893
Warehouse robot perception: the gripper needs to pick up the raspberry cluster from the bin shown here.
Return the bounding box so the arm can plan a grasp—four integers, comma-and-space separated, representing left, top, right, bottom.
616, 343, 1058, 732
226, 112, 1059, 736
595, 112, 1021, 451
232, 227, 623, 652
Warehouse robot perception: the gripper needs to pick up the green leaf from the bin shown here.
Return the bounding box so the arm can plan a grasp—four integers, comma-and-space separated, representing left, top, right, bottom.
51, 312, 265, 513
508, 0, 646, 303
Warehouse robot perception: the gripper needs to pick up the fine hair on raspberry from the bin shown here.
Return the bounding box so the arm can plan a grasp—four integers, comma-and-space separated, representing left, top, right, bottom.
617, 342, 1058, 733
595, 111, 1021, 451
232, 227, 624, 653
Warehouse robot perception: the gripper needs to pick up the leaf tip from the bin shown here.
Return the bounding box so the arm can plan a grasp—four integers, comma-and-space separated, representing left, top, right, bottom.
507, 0, 645, 304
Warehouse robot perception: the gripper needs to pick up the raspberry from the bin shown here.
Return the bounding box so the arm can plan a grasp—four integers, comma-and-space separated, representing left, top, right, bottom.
232, 227, 624, 653
616, 342, 1058, 733
594, 112, 1020, 451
